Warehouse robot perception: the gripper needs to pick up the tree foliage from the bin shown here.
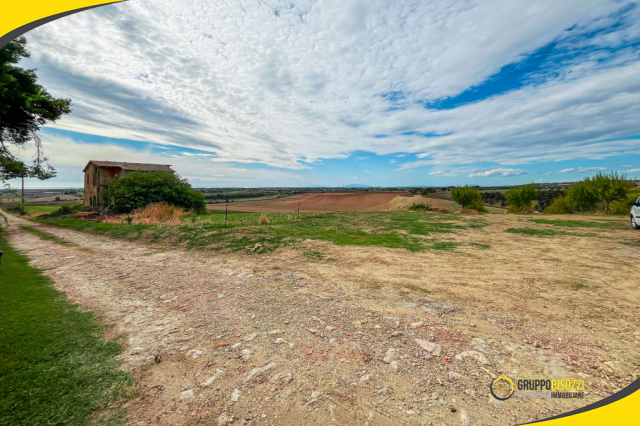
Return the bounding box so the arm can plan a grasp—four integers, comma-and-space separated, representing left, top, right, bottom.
0, 37, 71, 183
590, 171, 634, 214
565, 180, 600, 212
103, 171, 206, 214
545, 195, 573, 214
450, 185, 482, 209
505, 184, 539, 213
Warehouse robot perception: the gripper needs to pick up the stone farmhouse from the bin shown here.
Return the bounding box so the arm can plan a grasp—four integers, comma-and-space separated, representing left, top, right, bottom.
83, 161, 175, 206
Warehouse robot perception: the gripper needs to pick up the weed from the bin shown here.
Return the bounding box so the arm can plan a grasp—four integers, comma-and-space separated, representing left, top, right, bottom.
469, 242, 490, 249
529, 219, 622, 229
20, 225, 71, 246
506, 228, 597, 237
304, 250, 324, 260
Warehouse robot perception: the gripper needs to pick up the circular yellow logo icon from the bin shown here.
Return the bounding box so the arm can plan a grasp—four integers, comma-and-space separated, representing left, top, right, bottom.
490, 376, 515, 400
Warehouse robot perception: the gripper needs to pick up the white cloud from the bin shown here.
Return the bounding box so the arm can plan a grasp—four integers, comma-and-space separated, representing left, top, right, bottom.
428, 170, 459, 177
389, 159, 397, 164
559, 167, 606, 173
17, 0, 640, 172
467, 168, 527, 177
625, 168, 640, 172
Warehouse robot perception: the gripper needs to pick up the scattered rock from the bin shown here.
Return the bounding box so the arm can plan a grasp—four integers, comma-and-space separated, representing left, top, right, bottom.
231, 343, 242, 349
270, 371, 293, 384
533, 341, 541, 348
415, 338, 442, 357
240, 349, 253, 362
186, 349, 203, 358
201, 368, 225, 387
469, 323, 476, 327
179, 389, 194, 400
268, 329, 283, 335
244, 361, 277, 383
130, 347, 145, 355
383, 348, 399, 369
217, 413, 234, 426
230, 388, 241, 403
389, 331, 403, 338
455, 351, 489, 365
471, 338, 490, 353
244, 333, 258, 341
448, 371, 463, 381
308, 328, 319, 334
410, 321, 424, 329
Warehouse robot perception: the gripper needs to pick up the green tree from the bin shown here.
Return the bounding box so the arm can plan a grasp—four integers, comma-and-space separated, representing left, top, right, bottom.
450, 185, 482, 209
545, 195, 573, 214
0, 37, 71, 183
591, 171, 634, 214
103, 171, 206, 214
505, 184, 539, 213
566, 180, 600, 212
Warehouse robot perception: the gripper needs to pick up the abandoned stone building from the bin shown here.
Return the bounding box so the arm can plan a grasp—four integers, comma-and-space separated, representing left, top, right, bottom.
83, 161, 175, 206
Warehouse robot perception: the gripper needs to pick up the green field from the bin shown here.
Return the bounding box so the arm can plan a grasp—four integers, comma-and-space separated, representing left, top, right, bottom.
24, 205, 60, 212
0, 228, 132, 425
506, 228, 598, 237
34, 210, 487, 254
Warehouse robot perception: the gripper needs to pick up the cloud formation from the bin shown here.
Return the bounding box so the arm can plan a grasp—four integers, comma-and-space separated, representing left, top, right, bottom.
467, 168, 528, 177
18, 0, 640, 174
559, 167, 606, 173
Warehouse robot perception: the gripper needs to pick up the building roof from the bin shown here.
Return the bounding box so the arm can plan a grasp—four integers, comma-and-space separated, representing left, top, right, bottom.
83, 161, 175, 173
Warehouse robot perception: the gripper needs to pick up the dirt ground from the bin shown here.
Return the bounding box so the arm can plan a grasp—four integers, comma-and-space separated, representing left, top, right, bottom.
207, 192, 402, 213
4, 213, 639, 426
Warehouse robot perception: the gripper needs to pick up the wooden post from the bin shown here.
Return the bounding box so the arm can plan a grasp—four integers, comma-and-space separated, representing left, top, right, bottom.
225, 198, 228, 228
21, 175, 25, 209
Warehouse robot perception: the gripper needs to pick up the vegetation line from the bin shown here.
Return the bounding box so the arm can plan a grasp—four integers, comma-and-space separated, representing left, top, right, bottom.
0, 228, 132, 425
20, 225, 72, 246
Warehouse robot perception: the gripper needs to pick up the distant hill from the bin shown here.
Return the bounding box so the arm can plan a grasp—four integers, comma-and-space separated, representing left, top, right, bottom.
344, 184, 370, 188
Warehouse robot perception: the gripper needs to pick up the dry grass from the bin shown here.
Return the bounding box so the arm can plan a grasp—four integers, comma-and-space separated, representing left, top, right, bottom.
102, 203, 187, 225
259, 214, 268, 225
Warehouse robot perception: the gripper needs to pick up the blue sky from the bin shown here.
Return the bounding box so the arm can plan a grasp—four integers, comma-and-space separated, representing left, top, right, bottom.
6, 0, 640, 188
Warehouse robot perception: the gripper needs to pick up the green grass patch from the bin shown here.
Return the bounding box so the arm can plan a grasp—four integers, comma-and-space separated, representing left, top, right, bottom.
34, 211, 486, 254
0, 229, 132, 425
24, 205, 60, 212
555, 280, 586, 290
469, 242, 491, 250
506, 228, 597, 237
303, 250, 324, 260
529, 219, 623, 229
20, 225, 71, 246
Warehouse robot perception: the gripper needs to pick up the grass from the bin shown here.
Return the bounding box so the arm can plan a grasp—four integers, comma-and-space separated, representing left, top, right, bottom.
24, 205, 60, 213
506, 228, 597, 237
529, 219, 623, 229
33, 211, 487, 254
469, 243, 491, 250
20, 225, 71, 246
0, 228, 132, 425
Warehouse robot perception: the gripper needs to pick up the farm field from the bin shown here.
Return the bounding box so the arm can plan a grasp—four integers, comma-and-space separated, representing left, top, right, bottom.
206, 192, 507, 214
2, 209, 638, 425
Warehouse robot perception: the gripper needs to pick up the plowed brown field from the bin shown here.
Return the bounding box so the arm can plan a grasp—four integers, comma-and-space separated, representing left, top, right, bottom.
207, 192, 403, 212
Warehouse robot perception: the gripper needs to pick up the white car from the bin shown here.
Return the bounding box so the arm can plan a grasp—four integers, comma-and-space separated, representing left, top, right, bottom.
632, 196, 640, 230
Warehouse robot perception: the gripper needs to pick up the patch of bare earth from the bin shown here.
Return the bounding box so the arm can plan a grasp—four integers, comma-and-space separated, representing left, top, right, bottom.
4, 213, 639, 426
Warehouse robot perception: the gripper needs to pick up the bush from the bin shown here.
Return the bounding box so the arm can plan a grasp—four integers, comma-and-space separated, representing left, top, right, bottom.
545, 195, 573, 214
590, 172, 634, 214
49, 204, 87, 217
610, 188, 640, 215
505, 184, 539, 213
468, 199, 489, 213
451, 185, 482, 209
103, 171, 206, 214
409, 203, 432, 211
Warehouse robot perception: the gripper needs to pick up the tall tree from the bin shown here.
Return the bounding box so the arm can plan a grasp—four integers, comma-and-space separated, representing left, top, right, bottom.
505, 184, 539, 213
0, 37, 71, 183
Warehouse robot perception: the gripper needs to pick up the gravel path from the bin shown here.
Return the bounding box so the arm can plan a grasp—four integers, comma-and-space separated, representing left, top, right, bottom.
4, 213, 638, 425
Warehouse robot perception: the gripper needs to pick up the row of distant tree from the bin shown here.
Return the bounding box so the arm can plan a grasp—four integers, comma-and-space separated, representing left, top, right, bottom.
448, 172, 636, 214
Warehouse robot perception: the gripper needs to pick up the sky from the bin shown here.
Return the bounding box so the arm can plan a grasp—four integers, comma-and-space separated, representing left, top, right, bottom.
6, 0, 640, 188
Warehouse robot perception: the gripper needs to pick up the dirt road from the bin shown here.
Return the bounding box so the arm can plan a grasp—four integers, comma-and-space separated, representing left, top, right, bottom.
4, 213, 639, 425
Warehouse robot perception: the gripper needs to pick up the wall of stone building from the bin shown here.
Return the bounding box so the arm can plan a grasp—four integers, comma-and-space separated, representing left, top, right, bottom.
84, 166, 124, 206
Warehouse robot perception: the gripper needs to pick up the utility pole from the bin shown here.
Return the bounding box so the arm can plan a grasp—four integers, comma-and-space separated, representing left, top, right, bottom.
21, 174, 25, 210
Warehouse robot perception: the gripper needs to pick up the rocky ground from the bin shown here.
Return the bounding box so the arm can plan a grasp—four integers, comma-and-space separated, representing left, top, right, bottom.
3, 213, 639, 425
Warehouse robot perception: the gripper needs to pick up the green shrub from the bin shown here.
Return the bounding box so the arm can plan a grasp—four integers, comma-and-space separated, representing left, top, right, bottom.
103, 171, 206, 214
468, 199, 489, 213
50, 203, 86, 217
409, 203, 431, 211
505, 184, 539, 213
590, 172, 634, 214
545, 195, 573, 214
610, 188, 640, 215
451, 185, 482, 209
